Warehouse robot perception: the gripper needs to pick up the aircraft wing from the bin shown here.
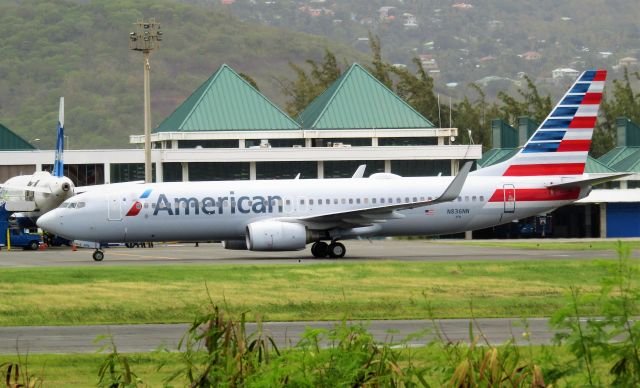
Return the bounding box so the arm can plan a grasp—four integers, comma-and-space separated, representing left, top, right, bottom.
545, 173, 631, 189
287, 162, 472, 229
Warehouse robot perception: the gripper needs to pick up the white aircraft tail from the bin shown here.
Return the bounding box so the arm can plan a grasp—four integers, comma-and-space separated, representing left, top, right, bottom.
476, 70, 607, 177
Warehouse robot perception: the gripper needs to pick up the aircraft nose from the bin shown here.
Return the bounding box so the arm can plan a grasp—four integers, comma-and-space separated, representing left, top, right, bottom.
37, 211, 60, 234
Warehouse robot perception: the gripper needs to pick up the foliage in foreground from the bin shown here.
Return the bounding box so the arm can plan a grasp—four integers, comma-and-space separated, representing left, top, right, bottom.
2, 243, 639, 387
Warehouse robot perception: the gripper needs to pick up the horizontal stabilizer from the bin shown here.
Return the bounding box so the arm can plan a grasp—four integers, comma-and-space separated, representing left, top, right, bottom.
546, 173, 631, 189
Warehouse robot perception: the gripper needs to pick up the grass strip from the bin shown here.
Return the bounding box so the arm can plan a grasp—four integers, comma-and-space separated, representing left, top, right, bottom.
0, 259, 636, 326
430, 240, 640, 250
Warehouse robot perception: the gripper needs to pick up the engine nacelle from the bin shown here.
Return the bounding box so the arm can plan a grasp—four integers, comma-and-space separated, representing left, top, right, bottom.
222, 240, 247, 250
245, 221, 308, 251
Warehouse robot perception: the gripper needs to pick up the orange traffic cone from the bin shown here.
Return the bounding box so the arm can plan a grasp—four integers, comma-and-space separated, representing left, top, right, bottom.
71, 243, 77, 252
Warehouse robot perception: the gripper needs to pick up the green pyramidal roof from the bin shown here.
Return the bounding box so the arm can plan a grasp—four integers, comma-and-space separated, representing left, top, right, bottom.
154, 65, 300, 132
0, 122, 36, 150
297, 63, 435, 129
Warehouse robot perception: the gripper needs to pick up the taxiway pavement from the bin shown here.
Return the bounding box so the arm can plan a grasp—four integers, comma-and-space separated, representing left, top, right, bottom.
0, 239, 635, 267
0, 318, 556, 354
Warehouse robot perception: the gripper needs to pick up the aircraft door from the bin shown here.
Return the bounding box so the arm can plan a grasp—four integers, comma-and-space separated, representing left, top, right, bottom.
107, 193, 123, 221
503, 184, 516, 213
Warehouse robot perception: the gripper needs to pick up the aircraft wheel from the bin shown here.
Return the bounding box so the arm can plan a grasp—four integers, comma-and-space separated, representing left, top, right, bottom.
92, 250, 104, 262
311, 241, 329, 258
328, 242, 346, 258
29, 241, 39, 251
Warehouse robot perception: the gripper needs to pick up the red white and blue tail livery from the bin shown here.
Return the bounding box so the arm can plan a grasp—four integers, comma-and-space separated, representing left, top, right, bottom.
478, 70, 606, 177
38, 70, 630, 261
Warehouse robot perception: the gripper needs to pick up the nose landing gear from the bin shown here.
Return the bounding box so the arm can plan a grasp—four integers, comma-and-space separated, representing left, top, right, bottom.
92, 249, 104, 261
311, 241, 346, 258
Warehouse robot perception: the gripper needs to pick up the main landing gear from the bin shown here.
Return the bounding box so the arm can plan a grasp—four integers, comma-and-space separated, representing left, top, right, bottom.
92, 249, 104, 261
311, 241, 346, 258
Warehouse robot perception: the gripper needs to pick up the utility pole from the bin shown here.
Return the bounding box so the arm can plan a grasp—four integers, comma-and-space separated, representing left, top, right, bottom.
129, 18, 162, 183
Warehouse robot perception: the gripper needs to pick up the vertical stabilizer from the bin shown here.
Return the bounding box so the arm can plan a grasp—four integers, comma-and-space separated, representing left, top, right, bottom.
53, 97, 64, 178
476, 70, 607, 176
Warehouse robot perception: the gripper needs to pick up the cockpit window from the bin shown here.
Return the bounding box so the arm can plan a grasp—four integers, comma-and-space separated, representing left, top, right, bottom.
59, 203, 69, 208
77, 202, 86, 209
68, 202, 77, 209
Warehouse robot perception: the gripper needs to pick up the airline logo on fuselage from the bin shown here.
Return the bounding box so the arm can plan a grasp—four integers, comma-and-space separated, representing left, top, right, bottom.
151, 192, 284, 216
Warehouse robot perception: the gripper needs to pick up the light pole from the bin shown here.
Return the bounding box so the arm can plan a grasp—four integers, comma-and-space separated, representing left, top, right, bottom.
129, 18, 162, 183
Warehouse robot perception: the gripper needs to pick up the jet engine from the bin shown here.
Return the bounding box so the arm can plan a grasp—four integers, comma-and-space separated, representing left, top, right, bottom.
245, 221, 308, 251
222, 240, 248, 250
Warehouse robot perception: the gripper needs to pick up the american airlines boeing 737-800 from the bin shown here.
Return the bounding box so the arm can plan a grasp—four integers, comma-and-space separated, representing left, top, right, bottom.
37, 69, 628, 261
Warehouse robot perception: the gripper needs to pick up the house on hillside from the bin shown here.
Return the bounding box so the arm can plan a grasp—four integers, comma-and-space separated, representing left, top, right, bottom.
452, 3, 473, 9
552, 68, 580, 83
618, 57, 638, 68
520, 51, 542, 61
419, 54, 438, 71
402, 13, 418, 28
378, 6, 397, 21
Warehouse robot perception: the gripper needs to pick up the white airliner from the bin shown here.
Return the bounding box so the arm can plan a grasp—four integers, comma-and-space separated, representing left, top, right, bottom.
0, 98, 74, 225
37, 70, 628, 261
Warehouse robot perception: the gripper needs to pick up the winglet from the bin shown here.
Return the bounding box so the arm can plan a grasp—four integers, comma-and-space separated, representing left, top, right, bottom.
352, 165, 366, 178
53, 97, 64, 178
435, 161, 472, 203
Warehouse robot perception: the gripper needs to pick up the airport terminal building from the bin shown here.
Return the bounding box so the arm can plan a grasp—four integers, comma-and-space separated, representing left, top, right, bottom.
0, 64, 479, 186
1, 64, 638, 238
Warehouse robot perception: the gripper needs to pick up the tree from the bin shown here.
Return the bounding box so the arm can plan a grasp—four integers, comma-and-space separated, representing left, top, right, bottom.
597, 68, 640, 156
281, 49, 342, 117
391, 57, 440, 124
497, 75, 552, 125
365, 32, 393, 89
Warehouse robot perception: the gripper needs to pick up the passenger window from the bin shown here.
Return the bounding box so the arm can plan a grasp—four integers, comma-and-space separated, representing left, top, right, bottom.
480, 196, 485, 201
334, 199, 338, 204
364, 198, 369, 204
420, 197, 425, 201
285, 199, 291, 206
349, 198, 353, 204
396, 198, 401, 203
341, 199, 346, 204
318, 199, 322, 205
472, 196, 477, 202
152, 203, 156, 208
428, 197, 433, 201
143, 203, 148, 209
356, 198, 361, 204
465, 196, 469, 202
413, 197, 417, 202
326, 198, 330, 204
309, 199, 314, 205
372, 198, 377, 204
300, 199, 305, 205
457, 197, 462, 202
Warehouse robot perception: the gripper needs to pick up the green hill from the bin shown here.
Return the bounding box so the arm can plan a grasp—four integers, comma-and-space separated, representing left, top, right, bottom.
0, 0, 366, 149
